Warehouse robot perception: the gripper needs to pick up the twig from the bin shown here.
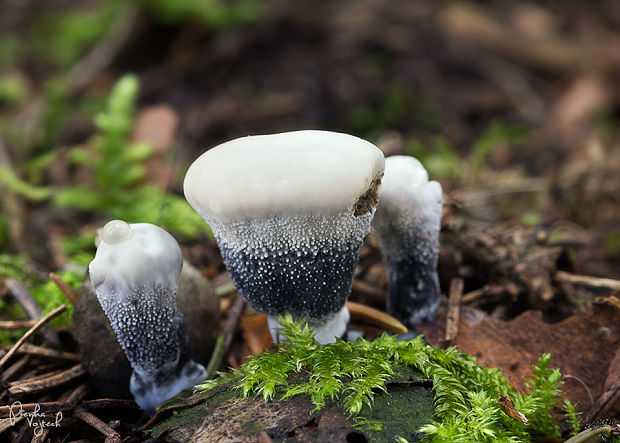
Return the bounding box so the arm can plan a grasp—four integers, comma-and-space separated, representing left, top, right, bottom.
206, 295, 245, 376
8, 364, 85, 396
555, 271, 620, 291
10, 343, 80, 361
0, 304, 67, 368
30, 427, 49, 443
444, 278, 464, 343
0, 415, 22, 433
585, 376, 620, 423
462, 283, 519, 305
4, 278, 61, 348
66, 383, 91, 404
13, 419, 33, 441
1, 355, 29, 383
346, 301, 408, 334
5, 277, 43, 319
73, 408, 121, 443
0, 401, 75, 418
0, 320, 36, 330
49, 272, 78, 305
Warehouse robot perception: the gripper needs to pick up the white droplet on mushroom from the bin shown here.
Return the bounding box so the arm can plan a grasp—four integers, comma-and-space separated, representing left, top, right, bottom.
184, 130, 385, 344
101, 219, 133, 245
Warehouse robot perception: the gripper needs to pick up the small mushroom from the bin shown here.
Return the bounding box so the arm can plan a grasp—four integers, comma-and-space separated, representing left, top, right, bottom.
89, 220, 206, 412
372, 155, 443, 328
184, 130, 384, 343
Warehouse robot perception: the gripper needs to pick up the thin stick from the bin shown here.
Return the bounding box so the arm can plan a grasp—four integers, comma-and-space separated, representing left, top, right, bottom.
67, 383, 91, 404
11, 343, 80, 361
5, 277, 43, 319
444, 278, 464, 342
8, 364, 85, 395
49, 272, 78, 305
1, 355, 29, 383
585, 377, 620, 423
31, 427, 49, 443
5, 277, 61, 348
0, 304, 67, 368
206, 295, 245, 376
0, 320, 36, 330
0, 401, 75, 418
73, 408, 122, 443
555, 271, 620, 291
346, 301, 408, 334
0, 416, 22, 433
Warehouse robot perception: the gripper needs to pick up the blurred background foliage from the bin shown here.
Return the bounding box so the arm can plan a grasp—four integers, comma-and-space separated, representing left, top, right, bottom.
1, 0, 620, 332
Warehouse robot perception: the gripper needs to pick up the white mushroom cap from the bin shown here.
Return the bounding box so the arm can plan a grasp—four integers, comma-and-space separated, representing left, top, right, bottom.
372, 155, 443, 326
184, 130, 384, 221
184, 130, 384, 344
89, 221, 183, 303
374, 156, 442, 242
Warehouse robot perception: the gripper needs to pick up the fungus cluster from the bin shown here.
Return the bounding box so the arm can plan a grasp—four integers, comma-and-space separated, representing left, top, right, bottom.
89, 220, 206, 412
87, 130, 443, 412
184, 130, 384, 343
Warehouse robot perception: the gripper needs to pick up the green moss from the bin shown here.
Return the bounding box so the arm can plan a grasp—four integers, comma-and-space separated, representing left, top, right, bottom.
198, 316, 568, 442
0, 254, 79, 329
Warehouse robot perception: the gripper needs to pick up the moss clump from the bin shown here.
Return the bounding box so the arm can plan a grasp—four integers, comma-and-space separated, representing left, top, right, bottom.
197, 315, 567, 442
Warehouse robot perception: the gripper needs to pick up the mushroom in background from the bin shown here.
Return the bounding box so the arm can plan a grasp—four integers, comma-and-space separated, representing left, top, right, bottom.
184, 130, 384, 344
372, 155, 443, 328
88, 220, 207, 412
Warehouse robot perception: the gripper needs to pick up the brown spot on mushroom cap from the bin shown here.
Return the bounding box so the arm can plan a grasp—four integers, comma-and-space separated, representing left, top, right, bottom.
353, 173, 382, 217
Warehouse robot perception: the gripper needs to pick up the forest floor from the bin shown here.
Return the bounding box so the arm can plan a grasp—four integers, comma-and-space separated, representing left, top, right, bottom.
0, 0, 619, 441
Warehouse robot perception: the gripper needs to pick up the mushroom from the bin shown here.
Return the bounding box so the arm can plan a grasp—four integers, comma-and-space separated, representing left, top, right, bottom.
89, 220, 207, 412
372, 155, 443, 328
184, 130, 384, 344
